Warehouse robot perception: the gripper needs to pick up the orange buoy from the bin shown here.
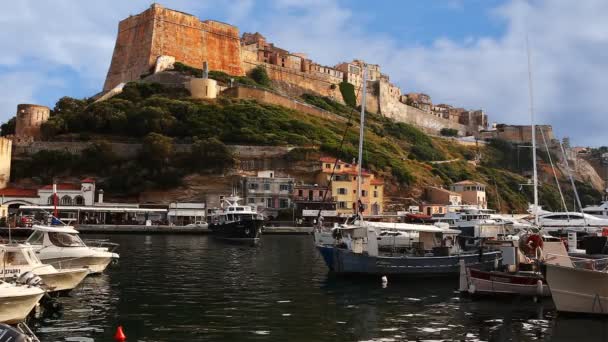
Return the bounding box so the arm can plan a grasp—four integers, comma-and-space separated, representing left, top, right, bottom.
114, 326, 126, 341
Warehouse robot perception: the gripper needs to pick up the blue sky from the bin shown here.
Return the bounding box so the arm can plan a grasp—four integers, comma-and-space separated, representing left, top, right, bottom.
2, 0, 608, 147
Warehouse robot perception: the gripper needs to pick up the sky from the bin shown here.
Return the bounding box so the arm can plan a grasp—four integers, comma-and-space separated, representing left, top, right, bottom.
1, 0, 607, 146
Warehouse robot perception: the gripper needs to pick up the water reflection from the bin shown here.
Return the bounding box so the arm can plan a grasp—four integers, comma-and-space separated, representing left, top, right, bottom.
30, 234, 608, 341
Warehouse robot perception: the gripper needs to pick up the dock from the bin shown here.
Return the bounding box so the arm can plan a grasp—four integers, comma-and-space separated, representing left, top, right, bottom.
75, 224, 313, 235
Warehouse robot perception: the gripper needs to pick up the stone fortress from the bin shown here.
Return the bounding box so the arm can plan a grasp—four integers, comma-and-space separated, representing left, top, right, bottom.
103, 4, 488, 137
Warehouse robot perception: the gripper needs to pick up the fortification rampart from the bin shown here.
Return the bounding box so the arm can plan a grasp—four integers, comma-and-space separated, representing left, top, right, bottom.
104, 4, 242, 91
222, 86, 346, 123
0, 137, 12, 189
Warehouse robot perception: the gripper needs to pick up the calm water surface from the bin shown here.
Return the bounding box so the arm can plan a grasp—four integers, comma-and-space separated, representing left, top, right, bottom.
31, 234, 608, 341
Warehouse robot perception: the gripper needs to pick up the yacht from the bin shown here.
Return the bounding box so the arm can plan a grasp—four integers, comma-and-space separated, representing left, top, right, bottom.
582, 201, 608, 219
431, 207, 508, 245
208, 195, 264, 241
534, 212, 608, 233
0, 282, 44, 324
1, 244, 88, 294
316, 220, 501, 276
25, 225, 119, 274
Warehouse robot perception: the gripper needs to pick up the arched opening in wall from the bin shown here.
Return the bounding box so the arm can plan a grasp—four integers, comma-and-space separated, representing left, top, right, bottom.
74, 196, 85, 206
60, 196, 72, 206
47, 196, 56, 205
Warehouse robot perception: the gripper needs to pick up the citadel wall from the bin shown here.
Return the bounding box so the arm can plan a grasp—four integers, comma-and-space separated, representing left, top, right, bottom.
0, 138, 11, 189
104, 4, 242, 91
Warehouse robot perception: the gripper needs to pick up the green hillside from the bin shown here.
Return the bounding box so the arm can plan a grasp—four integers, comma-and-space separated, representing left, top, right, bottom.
7, 71, 602, 212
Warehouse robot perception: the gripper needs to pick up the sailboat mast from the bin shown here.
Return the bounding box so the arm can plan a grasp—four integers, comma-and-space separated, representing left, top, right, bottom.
356, 65, 368, 216
526, 36, 539, 226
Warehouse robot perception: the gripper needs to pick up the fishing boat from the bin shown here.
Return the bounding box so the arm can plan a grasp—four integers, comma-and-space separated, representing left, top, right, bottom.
0, 244, 88, 294
545, 252, 608, 314
25, 225, 119, 274
317, 220, 501, 276
0, 282, 44, 324
208, 195, 264, 242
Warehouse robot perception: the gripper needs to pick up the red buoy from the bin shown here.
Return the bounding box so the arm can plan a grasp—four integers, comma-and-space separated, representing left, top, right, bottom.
114, 326, 126, 341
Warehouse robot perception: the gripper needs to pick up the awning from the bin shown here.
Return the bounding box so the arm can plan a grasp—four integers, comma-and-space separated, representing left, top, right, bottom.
167, 210, 207, 217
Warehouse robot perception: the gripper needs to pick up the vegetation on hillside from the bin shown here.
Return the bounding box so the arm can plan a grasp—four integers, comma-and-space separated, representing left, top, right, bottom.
9, 76, 602, 212
338, 82, 356, 108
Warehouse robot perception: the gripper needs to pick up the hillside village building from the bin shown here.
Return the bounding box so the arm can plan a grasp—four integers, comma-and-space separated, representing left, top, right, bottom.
450, 180, 487, 209
316, 157, 384, 216
242, 170, 294, 218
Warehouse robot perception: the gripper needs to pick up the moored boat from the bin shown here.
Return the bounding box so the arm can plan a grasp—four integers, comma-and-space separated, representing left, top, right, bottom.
208, 195, 264, 242
1, 243, 88, 294
0, 282, 44, 324
25, 225, 119, 274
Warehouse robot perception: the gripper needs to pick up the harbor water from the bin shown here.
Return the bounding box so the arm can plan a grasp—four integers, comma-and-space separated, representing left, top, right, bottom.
33, 234, 608, 341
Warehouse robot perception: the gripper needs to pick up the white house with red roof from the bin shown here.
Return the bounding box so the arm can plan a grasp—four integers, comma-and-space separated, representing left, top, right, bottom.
0, 178, 97, 208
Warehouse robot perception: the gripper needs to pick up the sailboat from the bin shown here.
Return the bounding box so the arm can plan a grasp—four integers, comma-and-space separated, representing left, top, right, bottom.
461, 38, 553, 297
314, 65, 501, 276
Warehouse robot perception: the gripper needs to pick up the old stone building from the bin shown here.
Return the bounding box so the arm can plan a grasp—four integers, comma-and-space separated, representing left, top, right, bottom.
13, 104, 50, 144
480, 124, 555, 144
0, 137, 12, 189
104, 4, 243, 91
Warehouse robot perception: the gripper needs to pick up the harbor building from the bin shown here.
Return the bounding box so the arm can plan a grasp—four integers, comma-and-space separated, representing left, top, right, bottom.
450, 180, 487, 209
316, 157, 384, 216
242, 170, 294, 219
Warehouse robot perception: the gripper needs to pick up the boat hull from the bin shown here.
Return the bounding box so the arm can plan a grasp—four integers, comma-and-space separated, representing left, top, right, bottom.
466, 268, 550, 297
317, 245, 501, 276
209, 219, 263, 241
0, 288, 44, 324
546, 263, 608, 314
41, 255, 114, 275
39, 268, 89, 294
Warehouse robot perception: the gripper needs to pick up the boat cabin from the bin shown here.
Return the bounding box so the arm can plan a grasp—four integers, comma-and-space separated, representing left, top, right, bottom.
0, 244, 43, 274
25, 225, 85, 248
209, 196, 264, 224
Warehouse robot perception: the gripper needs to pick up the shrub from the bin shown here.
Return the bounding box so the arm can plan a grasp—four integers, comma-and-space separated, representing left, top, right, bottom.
440, 128, 459, 137
249, 65, 271, 87
339, 82, 356, 108
0, 118, 15, 136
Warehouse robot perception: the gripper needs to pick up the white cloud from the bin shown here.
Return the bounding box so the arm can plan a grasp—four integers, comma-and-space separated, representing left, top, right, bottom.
1, 0, 607, 146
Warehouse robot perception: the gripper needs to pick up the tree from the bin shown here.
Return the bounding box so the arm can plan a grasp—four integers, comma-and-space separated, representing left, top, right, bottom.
81, 141, 120, 173
0, 117, 16, 136
440, 128, 459, 137
249, 65, 271, 87
339, 82, 356, 108
140, 133, 174, 171
52, 97, 87, 116
188, 138, 234, 172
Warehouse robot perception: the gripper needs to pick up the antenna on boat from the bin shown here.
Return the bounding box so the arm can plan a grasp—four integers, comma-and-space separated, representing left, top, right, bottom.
356, 65, 368, 220
526, 35, 539, 226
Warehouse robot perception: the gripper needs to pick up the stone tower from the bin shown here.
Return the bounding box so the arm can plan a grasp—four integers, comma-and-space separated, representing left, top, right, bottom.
15, 104, 50, 143
103, 4, 243, 91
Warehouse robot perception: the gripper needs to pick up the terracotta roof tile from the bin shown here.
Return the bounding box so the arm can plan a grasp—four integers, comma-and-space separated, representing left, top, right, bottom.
39, 183, 82, 191
0, 188, 38, 198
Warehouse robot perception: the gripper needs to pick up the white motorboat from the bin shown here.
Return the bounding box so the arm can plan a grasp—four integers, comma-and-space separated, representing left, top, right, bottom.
534, 211, 608, 233
1, 243, 88, 293
25, 225, 119, 274
0, 282, 44, 324
582, 201, 608, 219
545, 252, 608, 314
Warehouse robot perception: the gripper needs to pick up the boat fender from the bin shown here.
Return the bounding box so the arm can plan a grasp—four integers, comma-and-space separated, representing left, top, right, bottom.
468, 284, 476, 295
494, 257, 499, 270
381, 275, 388, 286
536, 280, 543, 297
245, 228, 250, 236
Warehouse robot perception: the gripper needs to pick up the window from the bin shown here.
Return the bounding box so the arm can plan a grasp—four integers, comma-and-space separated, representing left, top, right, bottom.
439, 207, 444, 214
336, 165, 341, 170
279, 199, 289, 208
373, 191, 378, 198
266, 198, 273, 208
47, 196, 55, 205
3, 251, 29, 266
319, 191, 324, 197
338, 202, 347, 209
60, 196, 72, 206
48, 232, 85, 247
263, 183, 271, 191
248, 198, 255, 204
74, 196, 85, 205
338, 188, 347, 195
280, 184, 290, 191
26, 231, 44, 245
361, 190, 367, 197
249, 183, 259, 190
259, 198, 264, 203
298, 190, 303, 197
325, 163, 331, 169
